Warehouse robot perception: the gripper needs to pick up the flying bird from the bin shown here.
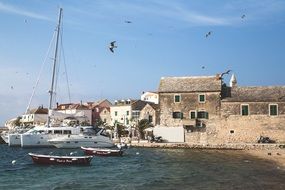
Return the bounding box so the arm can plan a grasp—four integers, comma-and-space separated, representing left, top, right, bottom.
241, 14, 246, 19
125, 20, 132, 23
109, 41, 117, 53
11, 86, 14, 90
202, 66, 205, 69
205, 31, 212, 38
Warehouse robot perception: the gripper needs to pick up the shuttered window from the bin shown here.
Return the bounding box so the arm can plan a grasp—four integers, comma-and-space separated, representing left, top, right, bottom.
174, 95, 181, 103
173, 112, 183, 119
241, 105, 249, 116
269, 104, 278, 116
197, 111, 209, 119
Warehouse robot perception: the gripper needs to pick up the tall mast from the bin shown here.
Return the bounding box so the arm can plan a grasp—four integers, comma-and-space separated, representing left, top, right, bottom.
47, 8, 63, 127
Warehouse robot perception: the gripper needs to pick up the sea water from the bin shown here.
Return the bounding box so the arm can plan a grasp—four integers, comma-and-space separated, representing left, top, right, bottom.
0, 144, 285, 190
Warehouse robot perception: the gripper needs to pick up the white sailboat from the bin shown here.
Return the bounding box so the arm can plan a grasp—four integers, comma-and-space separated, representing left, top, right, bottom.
19, 8, 114, 148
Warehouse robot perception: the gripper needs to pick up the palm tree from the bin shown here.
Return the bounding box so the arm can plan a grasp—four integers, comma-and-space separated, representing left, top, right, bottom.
137, 119, 152, 140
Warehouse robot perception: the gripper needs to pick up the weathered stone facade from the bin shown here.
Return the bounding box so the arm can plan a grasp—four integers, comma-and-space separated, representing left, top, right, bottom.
159, 92, 221, 127
158, 75, 285, 144
139, 103, 159, 125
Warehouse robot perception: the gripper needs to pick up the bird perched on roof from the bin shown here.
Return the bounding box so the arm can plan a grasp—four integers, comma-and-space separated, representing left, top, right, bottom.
220, 70, 232, 79
241, 14, 246, 19
205, 31, 212, 38
109, 41, 117, 53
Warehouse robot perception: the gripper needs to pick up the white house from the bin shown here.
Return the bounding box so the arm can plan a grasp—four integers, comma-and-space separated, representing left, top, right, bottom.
141, 91, 159, 104
110, 99, 132, 127
110, 99, 148, 128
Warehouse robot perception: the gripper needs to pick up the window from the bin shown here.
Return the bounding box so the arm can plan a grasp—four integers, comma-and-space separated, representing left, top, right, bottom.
104, 119, 107, 123
126, 111, 129, 116
197, 111, 209, 119
126, 118, 129, 125
148, 115, 153, 123
174, 94, 181, 103
190, 111, 196, 119
199, 94, 206, 103
132, 111, 140, 119
269, 104, 278, 116
241, 104, 249, 116
172, 112, 183, 119
115, 111, 117, 116
63, 130, 71, 134
54, 130, 63, 134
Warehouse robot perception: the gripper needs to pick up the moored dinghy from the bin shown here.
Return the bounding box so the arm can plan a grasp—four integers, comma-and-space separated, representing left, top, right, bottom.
28, 153, 93, 165
81, 147, 123, 156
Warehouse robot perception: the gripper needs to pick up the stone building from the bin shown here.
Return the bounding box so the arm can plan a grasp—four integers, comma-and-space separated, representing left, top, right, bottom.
139, 103, 159, 126
158, 74, 285, 144
158, 75, 221, 128
220, 84, 285, 143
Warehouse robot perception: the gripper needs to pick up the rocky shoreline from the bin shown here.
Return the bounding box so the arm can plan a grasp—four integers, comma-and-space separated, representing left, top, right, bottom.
131, 142, 285, 167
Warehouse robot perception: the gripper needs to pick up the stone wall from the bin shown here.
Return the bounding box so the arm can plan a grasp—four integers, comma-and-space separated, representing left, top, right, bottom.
159, 92, 221, 127
184, 101, 285, 144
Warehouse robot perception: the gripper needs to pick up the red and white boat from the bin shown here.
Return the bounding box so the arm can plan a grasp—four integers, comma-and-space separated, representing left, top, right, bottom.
28, 153, 93, 165
81, 147, 123, 156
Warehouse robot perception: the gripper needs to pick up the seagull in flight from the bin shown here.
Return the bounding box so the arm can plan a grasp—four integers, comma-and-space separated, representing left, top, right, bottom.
125, 20, 132, 23
241, 14, 246, 19
205, 31, 212, 38
109, 41, 117, 53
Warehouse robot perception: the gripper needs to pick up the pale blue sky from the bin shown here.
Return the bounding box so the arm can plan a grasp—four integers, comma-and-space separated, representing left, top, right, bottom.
0, 0, 285, 125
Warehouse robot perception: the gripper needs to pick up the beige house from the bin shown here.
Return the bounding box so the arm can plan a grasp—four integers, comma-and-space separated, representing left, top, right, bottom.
139, 103, 159, 126
56, 103, 92, 125
21, 106, 48, 126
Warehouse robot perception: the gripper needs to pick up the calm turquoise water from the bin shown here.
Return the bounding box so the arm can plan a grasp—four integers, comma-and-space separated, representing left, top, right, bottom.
1, 144, 285, 190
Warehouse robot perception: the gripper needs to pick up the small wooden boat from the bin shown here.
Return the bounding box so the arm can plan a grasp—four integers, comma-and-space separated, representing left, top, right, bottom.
28, 153, 93, 165
81, 147, 123, 156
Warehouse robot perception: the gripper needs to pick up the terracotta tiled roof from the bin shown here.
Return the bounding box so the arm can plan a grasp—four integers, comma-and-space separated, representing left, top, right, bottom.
158, 76, 221, 93
69, 104, 89, 109
222, 86, 285, 102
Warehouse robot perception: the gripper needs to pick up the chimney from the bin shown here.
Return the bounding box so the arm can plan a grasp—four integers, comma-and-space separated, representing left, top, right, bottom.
229, 74, 237, 87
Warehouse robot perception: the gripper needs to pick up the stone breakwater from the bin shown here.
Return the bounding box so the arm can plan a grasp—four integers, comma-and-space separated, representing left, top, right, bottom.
131, 142, 285, 150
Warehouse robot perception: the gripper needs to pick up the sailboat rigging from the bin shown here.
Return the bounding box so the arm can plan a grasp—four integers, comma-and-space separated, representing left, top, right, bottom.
47, 8, 62, 127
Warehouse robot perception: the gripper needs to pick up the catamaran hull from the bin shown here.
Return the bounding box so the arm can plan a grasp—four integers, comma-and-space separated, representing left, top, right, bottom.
8, 134, 21, 146
49, 135, 115, 149
21, 134, 55, 148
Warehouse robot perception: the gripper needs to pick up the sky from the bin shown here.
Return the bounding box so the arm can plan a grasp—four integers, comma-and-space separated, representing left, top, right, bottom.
0, 0, 285, 125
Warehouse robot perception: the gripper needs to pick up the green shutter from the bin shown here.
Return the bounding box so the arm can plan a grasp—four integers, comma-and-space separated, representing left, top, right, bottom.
270, 105, 277, 116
